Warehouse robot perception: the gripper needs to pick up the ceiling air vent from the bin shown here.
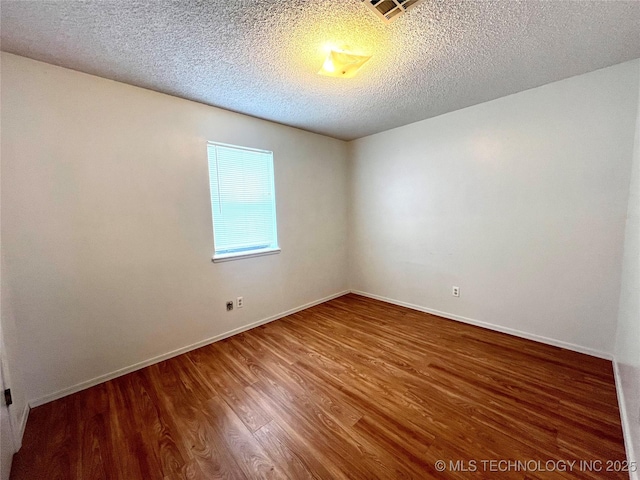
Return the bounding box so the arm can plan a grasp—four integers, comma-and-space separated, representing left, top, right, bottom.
361, 0, 424, 24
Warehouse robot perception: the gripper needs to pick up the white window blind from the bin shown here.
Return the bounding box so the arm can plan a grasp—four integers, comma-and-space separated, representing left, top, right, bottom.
207, 142, 279, 261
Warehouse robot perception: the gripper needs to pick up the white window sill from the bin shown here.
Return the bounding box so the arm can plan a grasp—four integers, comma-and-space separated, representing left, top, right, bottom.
212, 248, 281, 263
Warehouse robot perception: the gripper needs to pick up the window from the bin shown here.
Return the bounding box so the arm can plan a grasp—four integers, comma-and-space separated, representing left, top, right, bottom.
207, 141, 279, 262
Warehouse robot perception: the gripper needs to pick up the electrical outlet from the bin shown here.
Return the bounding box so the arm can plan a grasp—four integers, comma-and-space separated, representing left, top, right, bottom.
226, 301, 233, 311
452, 286, 460, 297
237, 296, 244, 308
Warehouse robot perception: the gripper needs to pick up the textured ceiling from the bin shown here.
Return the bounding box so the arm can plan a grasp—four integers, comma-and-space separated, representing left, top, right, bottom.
1, 1, 640, 140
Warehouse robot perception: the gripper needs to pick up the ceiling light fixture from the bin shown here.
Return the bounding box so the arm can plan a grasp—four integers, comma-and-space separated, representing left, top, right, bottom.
318, 50, 372, 78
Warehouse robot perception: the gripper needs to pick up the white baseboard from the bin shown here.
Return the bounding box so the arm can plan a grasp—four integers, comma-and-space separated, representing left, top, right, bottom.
613, 361, 639, 480
29, 290, 349, 407
26, 288, 612, 406
350, 290, 611, 360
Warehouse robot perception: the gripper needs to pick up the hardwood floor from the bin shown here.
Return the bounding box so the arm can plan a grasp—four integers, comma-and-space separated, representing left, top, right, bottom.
11, 294, 628, 479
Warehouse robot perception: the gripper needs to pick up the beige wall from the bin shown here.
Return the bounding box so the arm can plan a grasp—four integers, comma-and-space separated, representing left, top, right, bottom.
349, 60, 640, 358
615, 60, 640, 480
0, 53, 349, 405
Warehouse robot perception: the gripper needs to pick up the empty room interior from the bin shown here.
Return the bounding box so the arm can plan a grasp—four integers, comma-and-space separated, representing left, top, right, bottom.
1, 1, 640, 479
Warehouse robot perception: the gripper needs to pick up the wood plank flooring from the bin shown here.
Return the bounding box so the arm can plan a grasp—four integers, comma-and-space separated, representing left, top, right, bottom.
11, 294, 628, 479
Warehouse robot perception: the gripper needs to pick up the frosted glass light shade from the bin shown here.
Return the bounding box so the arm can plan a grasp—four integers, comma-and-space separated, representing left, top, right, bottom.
318, 50, 371, 78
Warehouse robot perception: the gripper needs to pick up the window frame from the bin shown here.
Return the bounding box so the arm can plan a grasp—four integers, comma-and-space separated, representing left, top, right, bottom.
207, 141, 280, 263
